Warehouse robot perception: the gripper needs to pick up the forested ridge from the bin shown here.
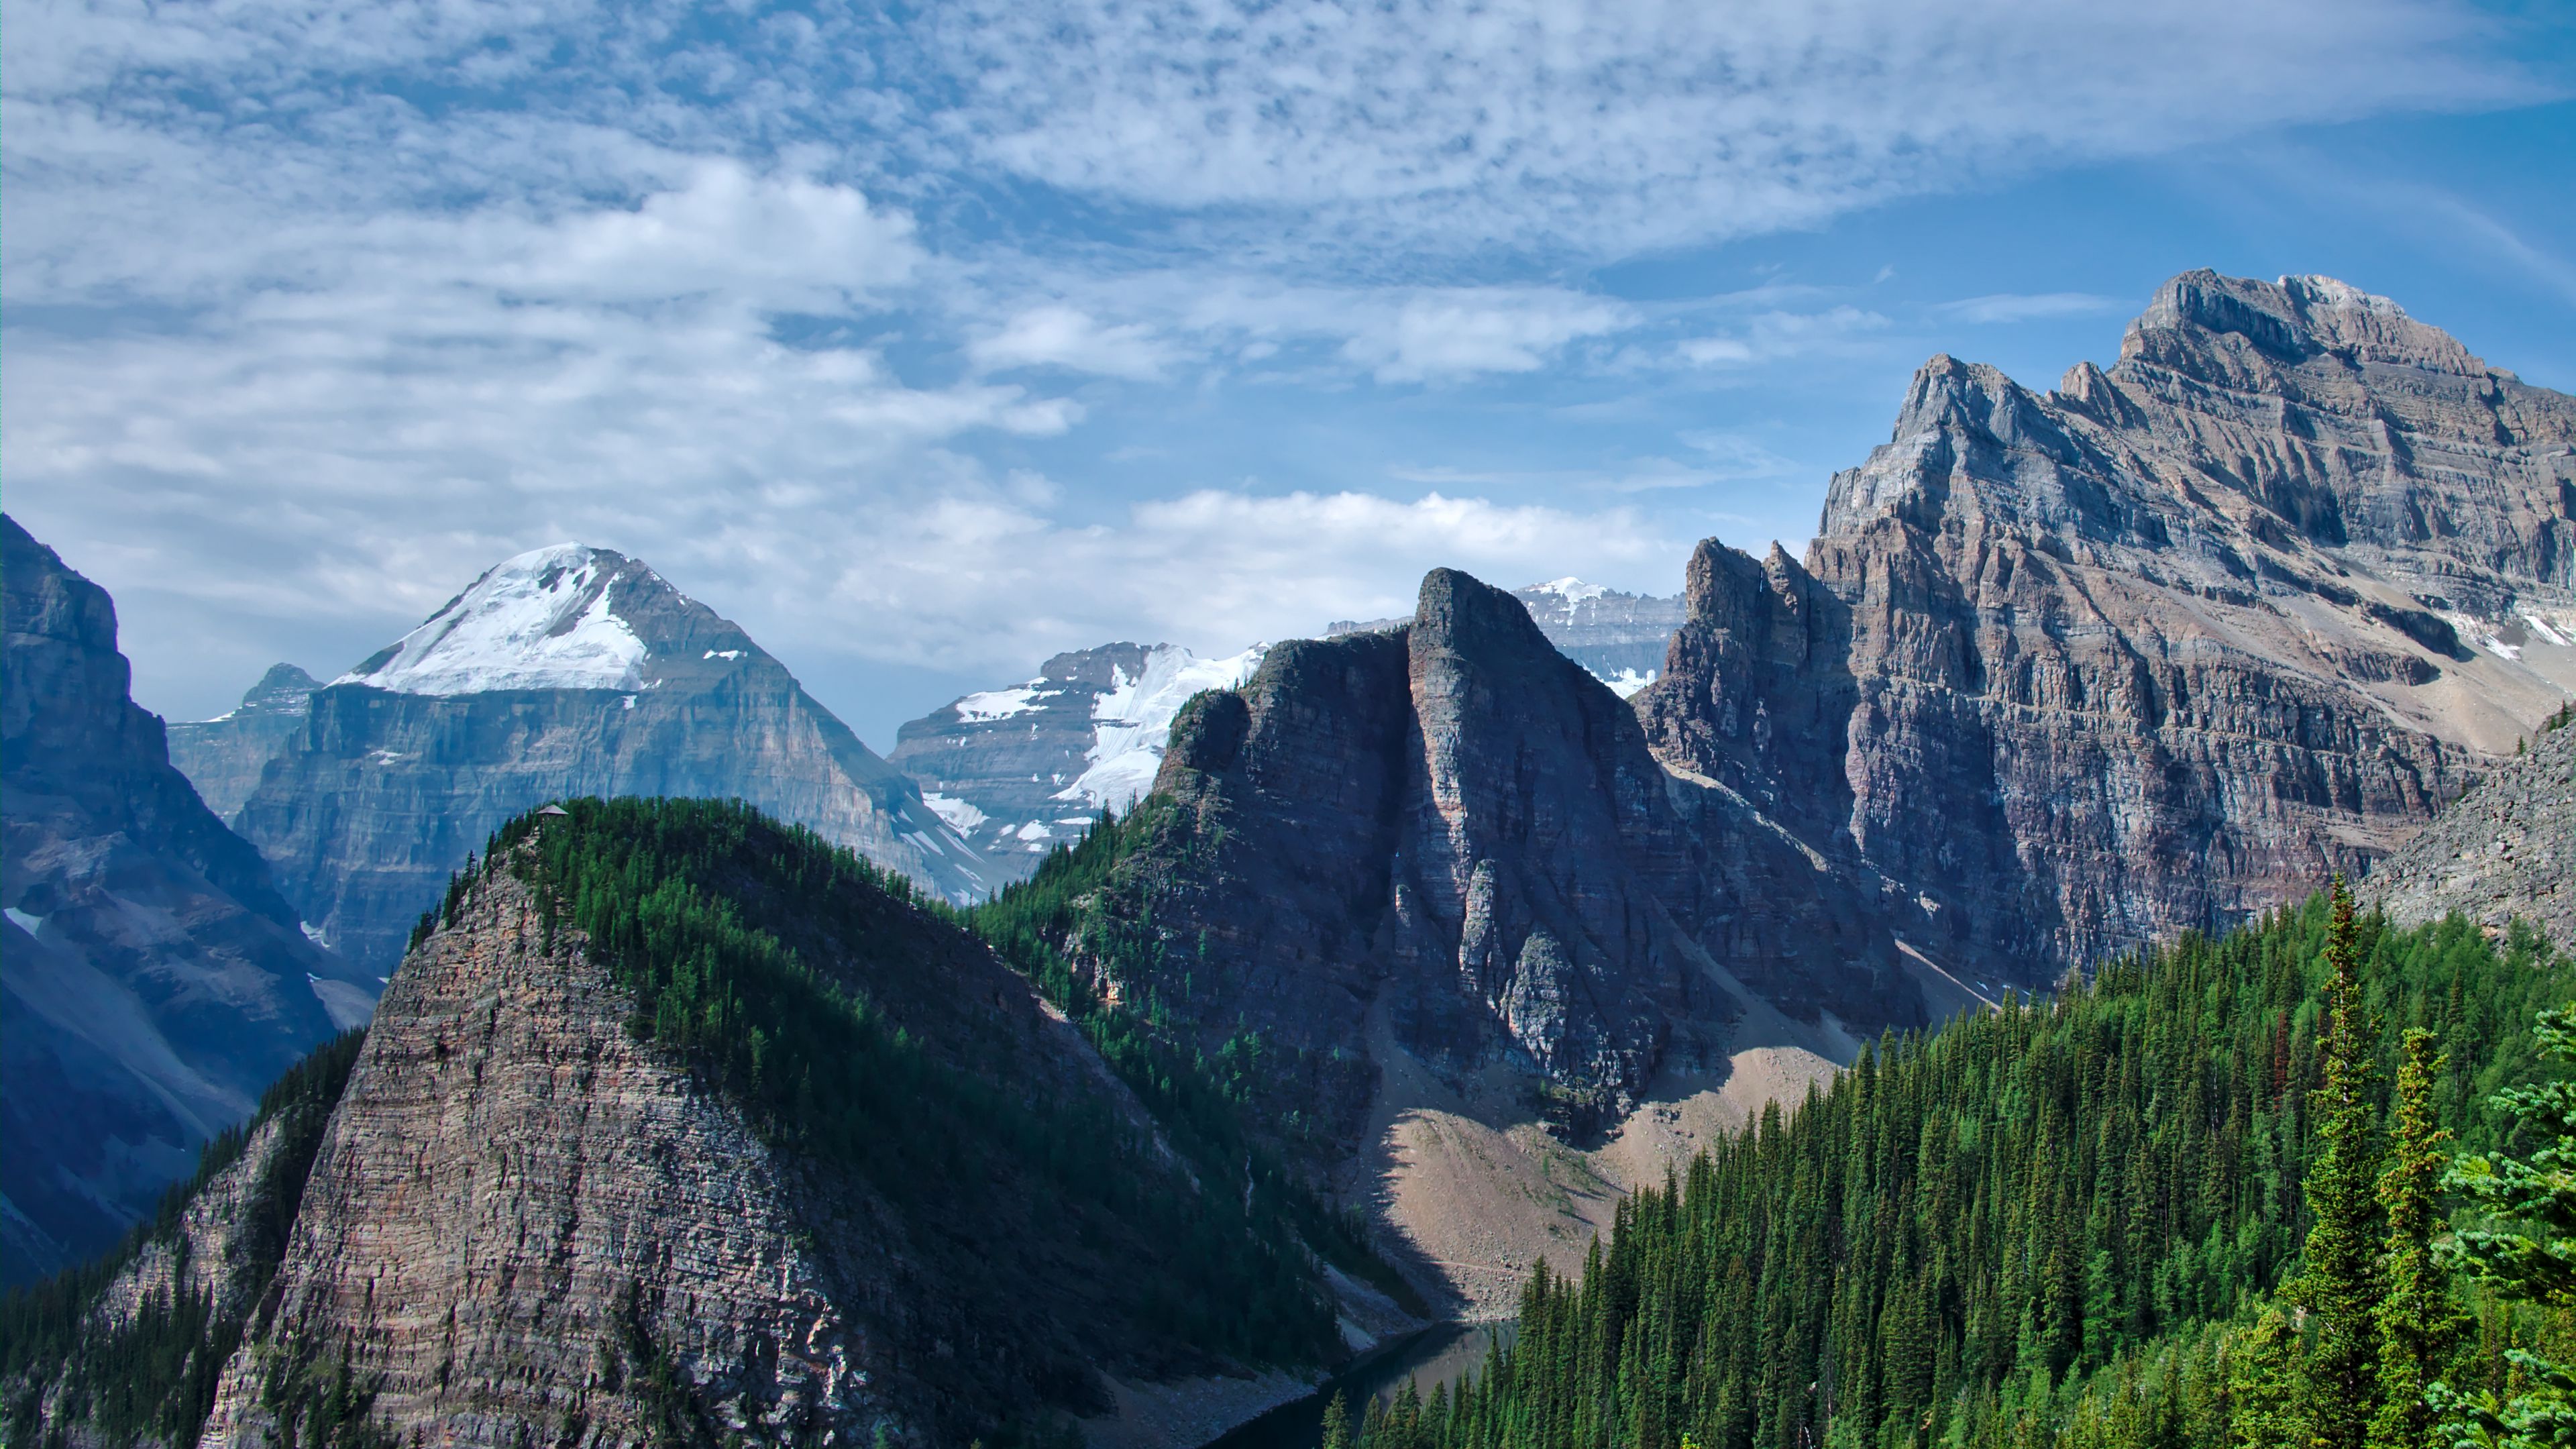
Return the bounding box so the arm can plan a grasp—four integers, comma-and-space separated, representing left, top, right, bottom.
1339, 890, 2576, 1449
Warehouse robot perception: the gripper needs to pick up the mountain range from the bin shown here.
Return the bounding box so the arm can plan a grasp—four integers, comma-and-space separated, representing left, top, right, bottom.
6, 268, 2574, 1449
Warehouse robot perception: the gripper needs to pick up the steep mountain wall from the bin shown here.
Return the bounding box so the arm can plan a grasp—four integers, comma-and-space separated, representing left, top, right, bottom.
1067, 569, 1912, 1152
1638, 270, 2576, 983
166, 665, 319, 820
233, 546, 991, 974
1, 517, 370, 1286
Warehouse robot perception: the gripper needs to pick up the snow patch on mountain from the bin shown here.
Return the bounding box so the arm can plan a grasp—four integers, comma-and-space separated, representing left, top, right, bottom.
954, 685, 1060, 722
921, 792, 989, 832
1525, 576, 1610, 621
1053, 644, 1268, 811
1601, 667, 1658, 698
337, 544, 649, 696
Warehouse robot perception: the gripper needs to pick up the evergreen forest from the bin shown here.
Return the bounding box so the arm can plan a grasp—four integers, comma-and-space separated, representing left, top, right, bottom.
1340, 888, 2576, 1449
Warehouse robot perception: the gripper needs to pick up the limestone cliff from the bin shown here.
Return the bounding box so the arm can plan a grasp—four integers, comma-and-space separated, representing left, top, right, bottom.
233, 545, 994, 975
2, 516, 372, 1287
166, 665, 320, 821
1638, 270, 2576, 983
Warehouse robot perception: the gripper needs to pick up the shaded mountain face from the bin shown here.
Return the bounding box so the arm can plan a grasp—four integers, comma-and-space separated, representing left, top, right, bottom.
1, 517, 369, 1287
1638, 270, 2576, 983
1053, 568, 1915, 1155
166, 663, 320, 820
1330, 578, 1685, 697
887, 641, 1267, 883
7, 802, 1392, 1449
231, 545, 993, 974
2362, 714, 2574, 949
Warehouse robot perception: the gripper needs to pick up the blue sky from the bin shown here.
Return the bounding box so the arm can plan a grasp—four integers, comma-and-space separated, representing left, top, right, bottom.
5, 0, 2572, 749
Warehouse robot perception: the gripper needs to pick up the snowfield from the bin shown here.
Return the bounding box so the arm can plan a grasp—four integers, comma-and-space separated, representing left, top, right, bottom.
337, 544, 649, 695
1054, 644, 1267, 812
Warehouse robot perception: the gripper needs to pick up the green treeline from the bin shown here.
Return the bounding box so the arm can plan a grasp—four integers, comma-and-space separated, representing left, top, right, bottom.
1357, 891, 2575, 1449
483, 796, 1345, 1369
0, 1028, 368, 1449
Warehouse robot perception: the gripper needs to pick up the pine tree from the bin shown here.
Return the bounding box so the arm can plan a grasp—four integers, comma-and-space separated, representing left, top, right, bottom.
2287, 878, 2385, 1449
2368, 1028, 2464, 1449
2229, 1306, 2302, 1449
1322, 1391, 1354, 1449
2434, 1006, 2576, 1449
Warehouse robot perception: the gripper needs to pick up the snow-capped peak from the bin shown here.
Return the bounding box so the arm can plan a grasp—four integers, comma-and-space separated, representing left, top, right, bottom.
1053, 643, 1268, 811
1527, 577, 1610, 604
337, 543, 651, 696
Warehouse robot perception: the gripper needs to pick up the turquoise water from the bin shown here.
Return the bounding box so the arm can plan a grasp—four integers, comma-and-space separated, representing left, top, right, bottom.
1204, 1324, 1517, 1449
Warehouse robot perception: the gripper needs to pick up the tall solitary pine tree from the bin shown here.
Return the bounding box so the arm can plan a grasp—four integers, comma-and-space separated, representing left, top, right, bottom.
2369, 1027, 2464, 1449
2289, 879, 2386, 1449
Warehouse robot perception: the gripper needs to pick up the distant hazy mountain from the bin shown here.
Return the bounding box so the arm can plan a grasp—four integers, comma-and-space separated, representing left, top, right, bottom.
1330, 577, 1684, 696
3, 516, 370, 1285
888, 642, 1267, 883
166, 663, 320, 818
231, 544, 994, 974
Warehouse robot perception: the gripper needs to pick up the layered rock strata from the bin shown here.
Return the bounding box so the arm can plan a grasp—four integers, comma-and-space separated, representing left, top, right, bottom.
233, 545, 991, 973
2, 516, 371, 1285
1638, 270, 2576, 982
166, 663, 319, 820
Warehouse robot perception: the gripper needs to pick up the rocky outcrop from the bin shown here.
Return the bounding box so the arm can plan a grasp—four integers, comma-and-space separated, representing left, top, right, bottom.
166, 665, 319, 820
2, 516, 372, 1287
888, 641, 1266, 881
1073, 568, 1913, 1154
232, 545, 992, 974
1330, 579, 1684, 698
2362, 716, 2575, 949
1638, 270, 2576, 983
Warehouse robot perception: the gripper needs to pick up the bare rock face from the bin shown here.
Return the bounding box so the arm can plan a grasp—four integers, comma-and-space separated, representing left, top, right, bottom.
232, 545, 992, 974
2, 515, 370, 1286
1638, 270, 2576, 983
200, 872, 898, 1449
166, 665, 320, 820
2362, 718, 2575, 949
1081, 568, 1913, 1150
888, 641, 1266, 881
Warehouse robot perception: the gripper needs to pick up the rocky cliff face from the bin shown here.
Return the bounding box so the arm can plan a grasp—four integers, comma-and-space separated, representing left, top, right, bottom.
888, 641, 1266, 882
1065, 568, 1913, 1155
2361, 714, 2574, 949
232, 545, 992, 975
17, 802, 1389, 1449
1638, 270, 2576, 983
166, 665, 320, 820
1, 517, 371, 1287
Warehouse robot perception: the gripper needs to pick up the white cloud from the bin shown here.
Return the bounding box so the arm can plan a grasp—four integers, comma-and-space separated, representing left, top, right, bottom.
971, 305, 1175, 379
1676, 307, 1890, 368
919, 0, 2533, 256
1933, 292, 2125, 325
1341, 290, 1635, 383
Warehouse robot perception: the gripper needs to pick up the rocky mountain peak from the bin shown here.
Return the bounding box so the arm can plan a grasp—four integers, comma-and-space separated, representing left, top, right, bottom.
2121, 268, 2490, 380
225, 663, 321, 717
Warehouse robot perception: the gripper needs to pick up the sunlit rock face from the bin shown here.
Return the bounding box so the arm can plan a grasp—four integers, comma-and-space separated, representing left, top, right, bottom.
1638, 270, 2576, 984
